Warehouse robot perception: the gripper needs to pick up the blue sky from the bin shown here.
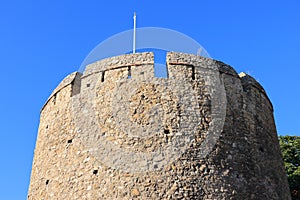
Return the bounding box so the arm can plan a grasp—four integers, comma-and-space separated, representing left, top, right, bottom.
0, 0, 299, 199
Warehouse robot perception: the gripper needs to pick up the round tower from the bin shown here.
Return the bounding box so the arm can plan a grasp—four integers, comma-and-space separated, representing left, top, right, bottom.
28, 52, 290, 199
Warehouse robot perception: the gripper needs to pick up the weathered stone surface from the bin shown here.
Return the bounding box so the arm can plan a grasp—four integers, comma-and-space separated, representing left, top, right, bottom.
28, 52, 290, 199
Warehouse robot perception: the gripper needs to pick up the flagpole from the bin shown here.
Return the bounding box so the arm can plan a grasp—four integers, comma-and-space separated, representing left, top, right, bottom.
133, 12, 136, 54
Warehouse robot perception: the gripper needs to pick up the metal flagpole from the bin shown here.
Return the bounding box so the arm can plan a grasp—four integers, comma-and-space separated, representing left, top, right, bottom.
197, 48, 202, 56
133, 12, 136, 54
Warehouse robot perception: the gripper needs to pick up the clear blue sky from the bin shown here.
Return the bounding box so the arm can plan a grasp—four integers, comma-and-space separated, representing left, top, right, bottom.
0, 0, 299, 199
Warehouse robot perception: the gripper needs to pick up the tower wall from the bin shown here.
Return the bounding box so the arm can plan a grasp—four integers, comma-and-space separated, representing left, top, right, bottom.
28, 52, 290, 199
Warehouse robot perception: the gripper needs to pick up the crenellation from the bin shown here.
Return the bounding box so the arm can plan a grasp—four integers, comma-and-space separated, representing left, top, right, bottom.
239, 72, 273, 112
71, 72, 82, 97
239, 72, 266, 93
79, 52, 244, 90
167, 52, 216, 71
215, 60, 238, 77
41, 72, 82, 112
84, 52, 154, 77
131, 64, 155, 80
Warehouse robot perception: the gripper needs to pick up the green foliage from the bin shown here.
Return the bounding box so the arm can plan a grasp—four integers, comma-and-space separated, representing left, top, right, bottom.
279, 135, 300, 199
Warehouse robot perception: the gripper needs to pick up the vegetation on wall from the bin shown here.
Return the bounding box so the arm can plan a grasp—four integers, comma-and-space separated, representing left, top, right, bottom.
279, 135, 300, 200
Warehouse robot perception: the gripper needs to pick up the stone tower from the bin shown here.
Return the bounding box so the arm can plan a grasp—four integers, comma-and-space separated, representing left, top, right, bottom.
28, 52, 290, 199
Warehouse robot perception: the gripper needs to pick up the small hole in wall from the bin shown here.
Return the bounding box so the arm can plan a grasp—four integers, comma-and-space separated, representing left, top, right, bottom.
128, 66, 132, 79
67, 139, 72, 144
191, 65, 195, 80
46, 180, 49, 185
259, 147, 265, 152
101, 71, 105, 82
87, 83, 90, 87
164, 129, 170, 134
52, 94, 57, 105
46, 125, 48, 129
93, 170, 98, 175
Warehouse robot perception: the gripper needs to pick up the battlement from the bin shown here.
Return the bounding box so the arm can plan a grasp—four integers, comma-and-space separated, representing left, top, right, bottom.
84, 52, 154, 77
42, 52, 272, 113
83, 52, 239, 78
41, 72, 82, 112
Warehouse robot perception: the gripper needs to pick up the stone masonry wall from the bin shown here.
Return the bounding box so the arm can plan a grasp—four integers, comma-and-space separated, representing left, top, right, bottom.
28, 52, 290, 199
